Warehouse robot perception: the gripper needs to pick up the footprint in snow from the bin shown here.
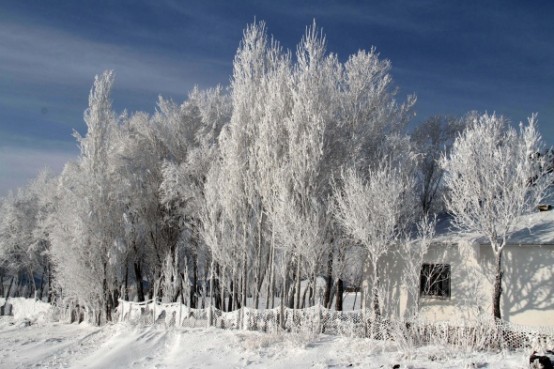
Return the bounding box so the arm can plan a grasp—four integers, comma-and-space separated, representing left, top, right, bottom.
45, 338, 63, 343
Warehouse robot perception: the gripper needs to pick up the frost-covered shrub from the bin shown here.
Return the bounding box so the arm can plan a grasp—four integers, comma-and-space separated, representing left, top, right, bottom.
9, 297, 53, 323
117, 299, 554, 352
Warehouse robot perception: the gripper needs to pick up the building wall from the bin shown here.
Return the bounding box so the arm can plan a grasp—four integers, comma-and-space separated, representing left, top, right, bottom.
498, 244, 554, 326
417, 242, 486, 322
386, 242, 554, 327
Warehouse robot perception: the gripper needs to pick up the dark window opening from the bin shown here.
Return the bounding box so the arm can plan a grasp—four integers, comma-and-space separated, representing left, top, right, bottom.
420, 263, 451, 298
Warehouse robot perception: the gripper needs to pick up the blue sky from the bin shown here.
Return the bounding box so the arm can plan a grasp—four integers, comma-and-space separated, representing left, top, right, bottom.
1, 0, 553, 195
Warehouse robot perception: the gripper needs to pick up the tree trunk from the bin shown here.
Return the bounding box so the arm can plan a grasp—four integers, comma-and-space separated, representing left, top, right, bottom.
493, 251, 503, 320
123, 264, 129, 301
361, 262, 370, 337
228, 280, 234, 312
294, 255, 302, 309
112, 288, 119, 309
1, 276, 15, 315
219, 271, 226, 311
324, 250, 333, 309
267, 225, 276, 309
103, 261, 111, 323
372, 259, 380, 318
301, 280, 309, 308
27, 266, 36, 298
190, 252, 198, 309
270, 263, 276, 309
242, 249, 248, 309
287, 274, 294, 308
214, 263, 222, 310
234, 274, 241, 309
242, 221, 248, 309
254, 210, 264, 309
47, 264, 53, 303
38, 265, 47, 300
335, 278, 344, 311
309, 270, 316, 306
134, 262, 145, 302
280, 273, 286, 330
202, 262, 209, 309
14, 277, 22, 297
179, 272, 186, 304
265, 247, 273, 309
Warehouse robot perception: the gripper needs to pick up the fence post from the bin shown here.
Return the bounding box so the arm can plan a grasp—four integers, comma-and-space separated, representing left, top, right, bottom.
242, 307, 247, 330
317, 303, 322, 334
119, 299, 124, 322
177, 301, 182, 327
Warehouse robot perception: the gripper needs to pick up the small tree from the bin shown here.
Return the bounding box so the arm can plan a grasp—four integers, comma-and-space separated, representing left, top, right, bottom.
333, 162, 414, 319
441, 113, 550, 320
50, 71, 121, 324
411, 115, 465, 215
400, 215, 436, 319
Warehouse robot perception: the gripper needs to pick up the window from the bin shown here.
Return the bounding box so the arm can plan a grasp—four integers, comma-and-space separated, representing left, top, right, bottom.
420, 263, 451, 298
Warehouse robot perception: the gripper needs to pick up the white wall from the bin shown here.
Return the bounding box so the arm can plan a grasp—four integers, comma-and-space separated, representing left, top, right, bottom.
497, 244, 554, 326
382, 242, 554, 327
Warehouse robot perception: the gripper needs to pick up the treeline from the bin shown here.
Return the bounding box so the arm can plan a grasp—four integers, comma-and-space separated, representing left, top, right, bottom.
0, 22, 550, 324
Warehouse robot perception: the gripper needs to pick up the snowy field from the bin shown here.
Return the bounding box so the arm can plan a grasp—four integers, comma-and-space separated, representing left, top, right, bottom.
0, 316, 531, 369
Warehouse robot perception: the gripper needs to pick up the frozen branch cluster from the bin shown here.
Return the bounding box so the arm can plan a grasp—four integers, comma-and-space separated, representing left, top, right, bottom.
0, 21, 550, 326
441, 113, 550, 319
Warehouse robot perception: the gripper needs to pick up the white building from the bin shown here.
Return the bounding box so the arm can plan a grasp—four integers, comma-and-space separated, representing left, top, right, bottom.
391, 210, 554, 327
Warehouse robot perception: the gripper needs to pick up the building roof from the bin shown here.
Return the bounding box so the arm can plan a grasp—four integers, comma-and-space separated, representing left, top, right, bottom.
433, 209, 554, 246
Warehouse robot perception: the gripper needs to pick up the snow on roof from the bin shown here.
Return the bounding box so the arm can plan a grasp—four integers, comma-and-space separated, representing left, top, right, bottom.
433, 208, 554, 246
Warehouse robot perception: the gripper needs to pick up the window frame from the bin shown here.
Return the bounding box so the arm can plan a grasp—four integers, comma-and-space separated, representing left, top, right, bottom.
419, 263, 451, 299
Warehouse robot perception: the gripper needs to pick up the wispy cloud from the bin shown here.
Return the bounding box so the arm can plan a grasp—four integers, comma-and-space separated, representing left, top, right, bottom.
1, 0, 553, 198
0, 145, 77, 196
0, 22, 230, 96
0, 17, 232, 195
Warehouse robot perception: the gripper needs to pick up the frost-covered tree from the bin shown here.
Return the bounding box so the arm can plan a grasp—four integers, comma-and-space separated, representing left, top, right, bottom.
159, 86, 231, 307
50, 71, 121, 324
0, 20, 426, 322
0, 170, 56, 303
200, 20, 417, 313
50, 162, 103, 313
400, 215, 436, 319
328, 37, 415, 310
441, 113, 550, 320
0, 189, 39, 299
109, 111, 160, 302
411, 115, 465, 215
333, 163, 415, 319
26, 170, 57, 301
277, 23, 339, 309
252, 45, 291, 310
338, 48, 416, 172
210, 21, 287, 312
200, 161, 229, 311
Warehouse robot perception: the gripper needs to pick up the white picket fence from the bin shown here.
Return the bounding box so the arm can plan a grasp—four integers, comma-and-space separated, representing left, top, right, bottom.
115, 299, 554, 351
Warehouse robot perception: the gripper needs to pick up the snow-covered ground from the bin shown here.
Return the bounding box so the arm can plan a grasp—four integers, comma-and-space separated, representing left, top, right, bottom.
0, 297, 534, 368
0, 315, 530, 369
